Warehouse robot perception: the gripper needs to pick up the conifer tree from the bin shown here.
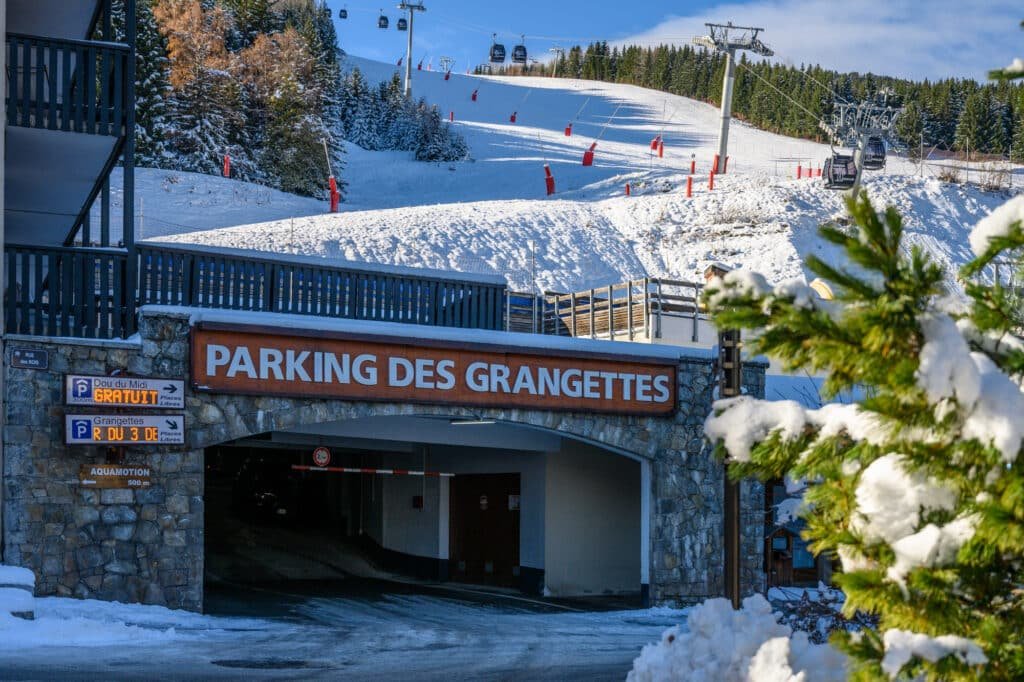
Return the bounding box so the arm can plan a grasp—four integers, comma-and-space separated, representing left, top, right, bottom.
112, 0, 172, 166
703, 190, 1024, 680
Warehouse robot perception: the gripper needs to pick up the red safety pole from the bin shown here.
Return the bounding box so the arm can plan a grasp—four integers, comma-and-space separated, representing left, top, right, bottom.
650, 136, 660, 151
625, 183, 631, 196
328, 176, 339, 213
713, 154, 720, 174
797, 164, 802, 179
686, 175, 693, 198
709, 171, 715, 191
690, 159, 696, 174
223, 154, 231, 178
544, 164, 555, 196
565, 123, 572, 137
510, 112, 517, 124
724, 156, 729, 173
658, 140, 664, 159
582, 142, 597, 166
449, 111, 454, 122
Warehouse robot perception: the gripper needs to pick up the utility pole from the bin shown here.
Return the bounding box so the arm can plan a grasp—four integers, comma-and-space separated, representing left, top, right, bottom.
694, 22, 773, 175
398, 2, 426, 98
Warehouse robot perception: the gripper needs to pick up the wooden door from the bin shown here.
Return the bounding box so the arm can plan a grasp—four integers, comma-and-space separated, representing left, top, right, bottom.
449, 473, 520, 586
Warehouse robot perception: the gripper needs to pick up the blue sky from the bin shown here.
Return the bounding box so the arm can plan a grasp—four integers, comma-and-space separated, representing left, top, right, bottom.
326, 0, 1022, 82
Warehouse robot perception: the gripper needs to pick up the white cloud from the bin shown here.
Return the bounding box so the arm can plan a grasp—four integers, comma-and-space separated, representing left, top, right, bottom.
616, 0, 1022, 81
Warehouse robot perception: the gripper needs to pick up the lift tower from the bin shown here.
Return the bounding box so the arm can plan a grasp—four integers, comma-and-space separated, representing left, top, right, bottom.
398, 2, 426, 98
694, 23, 774, 174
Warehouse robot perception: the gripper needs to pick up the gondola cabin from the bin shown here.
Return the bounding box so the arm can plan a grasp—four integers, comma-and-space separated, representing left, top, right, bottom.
378, 13, 389, 29
338, 8, 347, 19
862, 136, 886, 170
823, 154, 857, 190
397, 17, 408, 31
490, 42, 506, 63
512, 43, 527, 64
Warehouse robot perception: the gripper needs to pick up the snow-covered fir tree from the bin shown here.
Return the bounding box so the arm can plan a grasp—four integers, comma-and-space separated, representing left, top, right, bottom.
703, 190, 1024, 679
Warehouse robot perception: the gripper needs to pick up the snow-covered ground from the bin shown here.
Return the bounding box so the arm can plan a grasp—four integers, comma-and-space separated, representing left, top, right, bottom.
106, 55, 1019, 295
0, 586, 687, 680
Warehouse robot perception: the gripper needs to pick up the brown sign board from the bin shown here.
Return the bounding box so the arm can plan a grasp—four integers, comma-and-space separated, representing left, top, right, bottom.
79, 464, 152, 489
191, 324, 677, 416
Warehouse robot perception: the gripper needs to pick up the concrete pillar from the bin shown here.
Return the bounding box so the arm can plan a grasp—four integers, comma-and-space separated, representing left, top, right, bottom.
640, 458, 651, 605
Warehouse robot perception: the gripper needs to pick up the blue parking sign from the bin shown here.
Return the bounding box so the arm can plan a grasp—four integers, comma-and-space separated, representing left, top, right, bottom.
70, 418, 93, 441
71, 377, 93, 400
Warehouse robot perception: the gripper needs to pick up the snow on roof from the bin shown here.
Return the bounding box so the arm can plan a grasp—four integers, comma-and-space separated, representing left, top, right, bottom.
141, 306, 711, 362
140, 241, 509, 287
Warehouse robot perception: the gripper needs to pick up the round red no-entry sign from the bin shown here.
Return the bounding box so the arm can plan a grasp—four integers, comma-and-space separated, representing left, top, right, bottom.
312, 447, 331, 468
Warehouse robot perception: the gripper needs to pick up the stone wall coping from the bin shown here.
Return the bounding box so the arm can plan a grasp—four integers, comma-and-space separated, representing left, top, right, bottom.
5, 333, 142, 349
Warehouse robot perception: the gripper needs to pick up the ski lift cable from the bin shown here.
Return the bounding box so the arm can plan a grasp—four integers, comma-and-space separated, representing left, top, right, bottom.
733, 58, 832, 140
573, 97, 591, 121
594, 101, 625, 142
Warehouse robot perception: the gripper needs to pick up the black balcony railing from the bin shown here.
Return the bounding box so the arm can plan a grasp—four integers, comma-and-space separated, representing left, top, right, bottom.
136, 244, 506, 330
5, 243, 130, 339
4, 243, 508, 340
6, 33, 130, 136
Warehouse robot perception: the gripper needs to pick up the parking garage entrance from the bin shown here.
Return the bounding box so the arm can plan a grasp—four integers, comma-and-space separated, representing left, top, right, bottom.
203, 414, 644, 601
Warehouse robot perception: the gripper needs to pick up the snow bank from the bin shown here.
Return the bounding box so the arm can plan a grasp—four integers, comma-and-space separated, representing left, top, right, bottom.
0, 565, 35, 618
881, 629, 987, 679
0, 596, 274, 650
627, 595, 845, 682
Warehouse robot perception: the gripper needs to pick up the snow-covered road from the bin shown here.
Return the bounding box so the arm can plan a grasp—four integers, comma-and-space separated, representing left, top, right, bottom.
0, 580, 686, 680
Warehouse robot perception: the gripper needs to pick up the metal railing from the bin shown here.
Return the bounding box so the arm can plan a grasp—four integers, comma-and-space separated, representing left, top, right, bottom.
6, 33, 130, 136
136, 244, 507, 330
5, 244, 130, 339
506, 278, 705, 340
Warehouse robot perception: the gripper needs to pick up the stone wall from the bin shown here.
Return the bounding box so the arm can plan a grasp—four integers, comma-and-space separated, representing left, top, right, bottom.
2, 333, 202, 609
3, 309, 766, 611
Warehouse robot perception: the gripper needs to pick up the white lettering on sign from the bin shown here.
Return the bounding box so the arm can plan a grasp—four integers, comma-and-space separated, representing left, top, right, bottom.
202, 344, 673, 405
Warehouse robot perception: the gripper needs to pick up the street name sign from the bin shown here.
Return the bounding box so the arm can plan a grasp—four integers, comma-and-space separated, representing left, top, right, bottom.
11, 348, 48, 370
65, 414, 185, 445
65, 375, 185, 409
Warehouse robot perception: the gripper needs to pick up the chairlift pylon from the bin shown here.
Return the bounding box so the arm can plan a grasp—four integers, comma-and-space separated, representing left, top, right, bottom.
511, 35, 527, 64
489, 33, 506, 64
378, 10, 389, 29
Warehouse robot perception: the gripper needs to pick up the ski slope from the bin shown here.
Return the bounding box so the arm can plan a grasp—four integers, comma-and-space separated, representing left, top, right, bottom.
134, 56, 1019, 293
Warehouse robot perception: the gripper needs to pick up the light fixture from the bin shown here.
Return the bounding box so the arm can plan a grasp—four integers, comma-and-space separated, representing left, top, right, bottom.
449, 416, 496, 426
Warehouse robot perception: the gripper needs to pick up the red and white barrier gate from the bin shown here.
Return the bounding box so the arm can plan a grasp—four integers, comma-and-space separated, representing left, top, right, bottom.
292, 465, 454, 478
